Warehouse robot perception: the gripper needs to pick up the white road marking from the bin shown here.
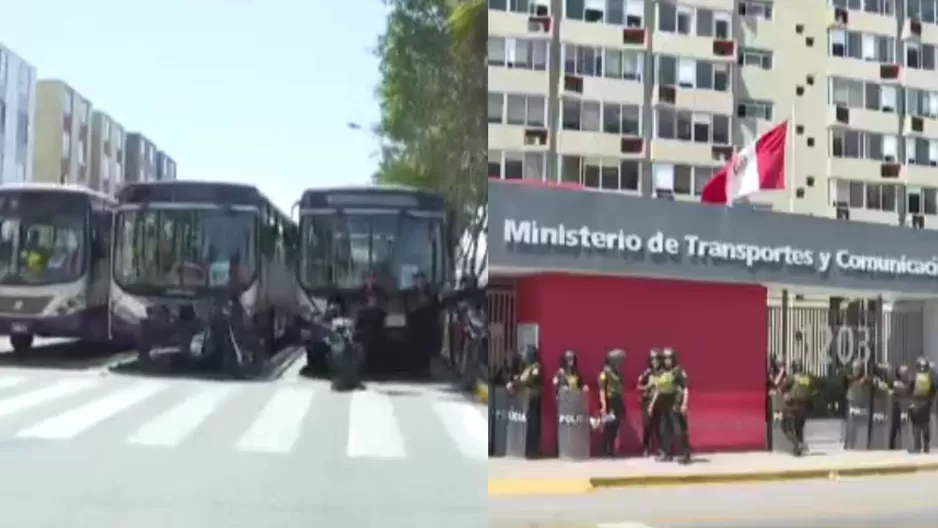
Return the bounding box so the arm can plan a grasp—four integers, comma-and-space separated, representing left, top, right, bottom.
346, 390, 406, 459
235, 386, 315, 454
434, 399, 487, 460
127, 384, 235, 447
0, 376, 27, 390
0, 378, 99, 418
17, 382, 165, 439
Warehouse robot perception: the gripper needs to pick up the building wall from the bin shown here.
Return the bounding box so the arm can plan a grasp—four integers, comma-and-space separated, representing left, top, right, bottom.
0, 44, 36, 184
124, 133, 158, 183
33, 80, 92, 186
156, 151, 176, 181
488, 0, 938, 230
89, 111, 125, 195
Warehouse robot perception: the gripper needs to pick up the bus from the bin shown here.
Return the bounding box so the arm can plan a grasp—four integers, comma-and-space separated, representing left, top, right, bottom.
110, 181, 306, 377
297, 185, 452, 374
0, 183, 116, 353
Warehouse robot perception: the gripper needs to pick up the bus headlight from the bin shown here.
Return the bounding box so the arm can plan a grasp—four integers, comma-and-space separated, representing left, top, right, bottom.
55, 294, 86, 315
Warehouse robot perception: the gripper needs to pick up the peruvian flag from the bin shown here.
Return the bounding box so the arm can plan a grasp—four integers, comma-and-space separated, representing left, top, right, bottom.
700, 120, 788, 205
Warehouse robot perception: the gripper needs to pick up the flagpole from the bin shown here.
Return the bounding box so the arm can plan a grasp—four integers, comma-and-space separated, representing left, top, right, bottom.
788, 103, 796, 213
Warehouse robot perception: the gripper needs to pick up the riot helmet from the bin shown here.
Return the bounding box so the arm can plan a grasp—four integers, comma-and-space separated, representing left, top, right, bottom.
562, 349, 577, 369
649, 348, 661, 368
851, 359, 864, 374
661, 347, 676, 368
606, 348, 625, 369
520, 344, 539, 364
916, 356, 929, 372
790, 359, 804, 373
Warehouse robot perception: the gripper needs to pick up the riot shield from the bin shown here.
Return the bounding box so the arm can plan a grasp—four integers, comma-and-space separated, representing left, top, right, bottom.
868, 391, 893, 450
556, 390, 590, 460
505, 390, 530, 458
770, 393, 792, 453
896, 395, 914, 450
489, 387, 509, 457
843, 404, 870, 450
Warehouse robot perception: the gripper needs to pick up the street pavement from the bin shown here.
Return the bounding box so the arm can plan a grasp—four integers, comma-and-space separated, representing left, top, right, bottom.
0, 366, 487, 527
489, 470, 938, 527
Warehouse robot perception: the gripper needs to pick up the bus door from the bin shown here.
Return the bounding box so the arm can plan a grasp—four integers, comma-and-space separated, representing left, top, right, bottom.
88, 206, 112, 337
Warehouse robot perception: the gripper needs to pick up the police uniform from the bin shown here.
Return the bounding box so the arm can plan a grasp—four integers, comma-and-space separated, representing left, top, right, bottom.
654, 349, 690, 463
781, 361, 813, 456
908, 358, 937, 453
638, 349, 662, 456
553, 350, 585, 392
598, 349, 625, 457
510, 346, 543, 458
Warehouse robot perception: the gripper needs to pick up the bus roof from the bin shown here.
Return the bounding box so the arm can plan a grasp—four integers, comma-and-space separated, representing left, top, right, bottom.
0, 183, 117, 204
299, 184, 445, 210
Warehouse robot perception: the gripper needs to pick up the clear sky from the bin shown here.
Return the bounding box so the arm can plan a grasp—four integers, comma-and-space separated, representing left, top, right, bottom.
0, 0, 385, 211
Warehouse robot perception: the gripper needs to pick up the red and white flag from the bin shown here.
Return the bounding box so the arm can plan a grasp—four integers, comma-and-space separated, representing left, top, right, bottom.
700, 120, 788, 205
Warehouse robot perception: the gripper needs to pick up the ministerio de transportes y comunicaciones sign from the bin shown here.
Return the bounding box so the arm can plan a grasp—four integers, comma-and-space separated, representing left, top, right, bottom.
487, 180, 938, 295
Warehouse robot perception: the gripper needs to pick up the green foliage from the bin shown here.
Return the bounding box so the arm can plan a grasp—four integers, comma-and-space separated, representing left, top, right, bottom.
375, 0, 487, 278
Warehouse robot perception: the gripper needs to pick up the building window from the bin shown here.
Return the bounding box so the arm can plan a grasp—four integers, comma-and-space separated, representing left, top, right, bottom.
600, 102, 642, 135
492, 150, 547, 180
560, 155, 640, 191
61, 131, 71, 155
829, 77, 899, 113
565, 0, 645, 27
655, 107, 731, 144
564, 44, 644, 80
905, 0, 936, 23
602, 48, 644, 81
907, 185, 938, 215
738, 0, 773, 19
904, 40, 937, 70
830, 128, 899, 161
657, 55, 730, 90
561, 97, 602, 131
738, 48, 773, 69
906, 87, 938, 118
830, 179, 898, 212
829, 29, 895, 63
487, 37, 549, 70
905, 137, 938, 166
737, 99, 774, 120
62, 89, 73, 116
834, 0, 895, 15
504, 93, 547, 127
669, 164, 717, 196
489, 0, 550, 15
488, 92, 504, 123
657, 3, 732, 39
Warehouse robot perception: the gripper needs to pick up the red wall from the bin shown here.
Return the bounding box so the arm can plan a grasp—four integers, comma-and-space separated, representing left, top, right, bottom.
515, 273, 768, 456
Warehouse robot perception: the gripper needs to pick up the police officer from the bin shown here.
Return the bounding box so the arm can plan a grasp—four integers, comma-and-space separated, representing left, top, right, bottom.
872, 362, 898, 449
508, 345, 542, 458
654, 348, 690, 464
907, 357, 937, 454
406, 271, 442, 376
553, 349, 587, 393
780, 359, 814, 456
598, 348, 626, 458
637, 349, 662, 457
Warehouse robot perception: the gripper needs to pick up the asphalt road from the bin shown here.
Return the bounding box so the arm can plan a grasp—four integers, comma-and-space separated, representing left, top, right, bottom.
0, 366, 487, 527
489, 471, 938, 528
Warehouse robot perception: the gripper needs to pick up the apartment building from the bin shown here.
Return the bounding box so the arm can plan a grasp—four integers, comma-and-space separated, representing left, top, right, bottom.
0, 44, 36, 184
156, 151, 177, 181
488, 0, 938, 230
89, 110, 126, 195
33, 80, 93, 187
124, 133, 159, 183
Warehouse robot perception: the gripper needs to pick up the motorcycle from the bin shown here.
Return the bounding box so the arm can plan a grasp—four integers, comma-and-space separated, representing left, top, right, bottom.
326, 315, 363, 391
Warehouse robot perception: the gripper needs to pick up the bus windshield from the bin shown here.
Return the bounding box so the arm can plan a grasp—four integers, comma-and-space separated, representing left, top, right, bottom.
0, 193, 87, 286
113, 206, 258, 295
300, 211, 443, 290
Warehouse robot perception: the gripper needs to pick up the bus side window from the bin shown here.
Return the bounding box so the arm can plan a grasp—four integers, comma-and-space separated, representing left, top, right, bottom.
260, 205, 274, 257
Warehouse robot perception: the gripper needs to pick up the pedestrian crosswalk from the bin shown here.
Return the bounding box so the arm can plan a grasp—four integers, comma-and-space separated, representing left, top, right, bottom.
0, 370, 488, 462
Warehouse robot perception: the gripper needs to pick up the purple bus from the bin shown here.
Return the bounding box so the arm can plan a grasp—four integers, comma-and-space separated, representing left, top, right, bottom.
0, 184, 116, 353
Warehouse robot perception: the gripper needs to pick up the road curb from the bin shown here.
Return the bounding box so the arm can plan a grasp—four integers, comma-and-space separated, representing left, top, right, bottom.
474, 379, 488, 403
487, 461, 938, 496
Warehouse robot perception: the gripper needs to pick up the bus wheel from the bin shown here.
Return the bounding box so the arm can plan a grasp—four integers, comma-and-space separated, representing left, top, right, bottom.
10, 334, 33, 355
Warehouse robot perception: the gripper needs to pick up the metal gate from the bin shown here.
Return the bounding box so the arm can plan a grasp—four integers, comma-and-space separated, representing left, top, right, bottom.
487, 286, 516, 376
768, 296, 923, 375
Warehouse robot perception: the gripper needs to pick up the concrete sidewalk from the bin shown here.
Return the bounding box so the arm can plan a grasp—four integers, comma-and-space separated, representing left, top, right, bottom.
488, 450, 938, 496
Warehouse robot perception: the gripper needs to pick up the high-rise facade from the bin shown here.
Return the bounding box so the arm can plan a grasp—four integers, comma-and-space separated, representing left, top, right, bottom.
488, 0, 938, 230
89, 110, 126, 195
156, 151, 177, 181
124, 133, 159, 183
33, 80, 93, 187
0, 44, 36, 185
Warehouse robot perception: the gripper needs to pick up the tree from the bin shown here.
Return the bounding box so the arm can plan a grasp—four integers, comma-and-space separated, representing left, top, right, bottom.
375, 0, 487, 281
